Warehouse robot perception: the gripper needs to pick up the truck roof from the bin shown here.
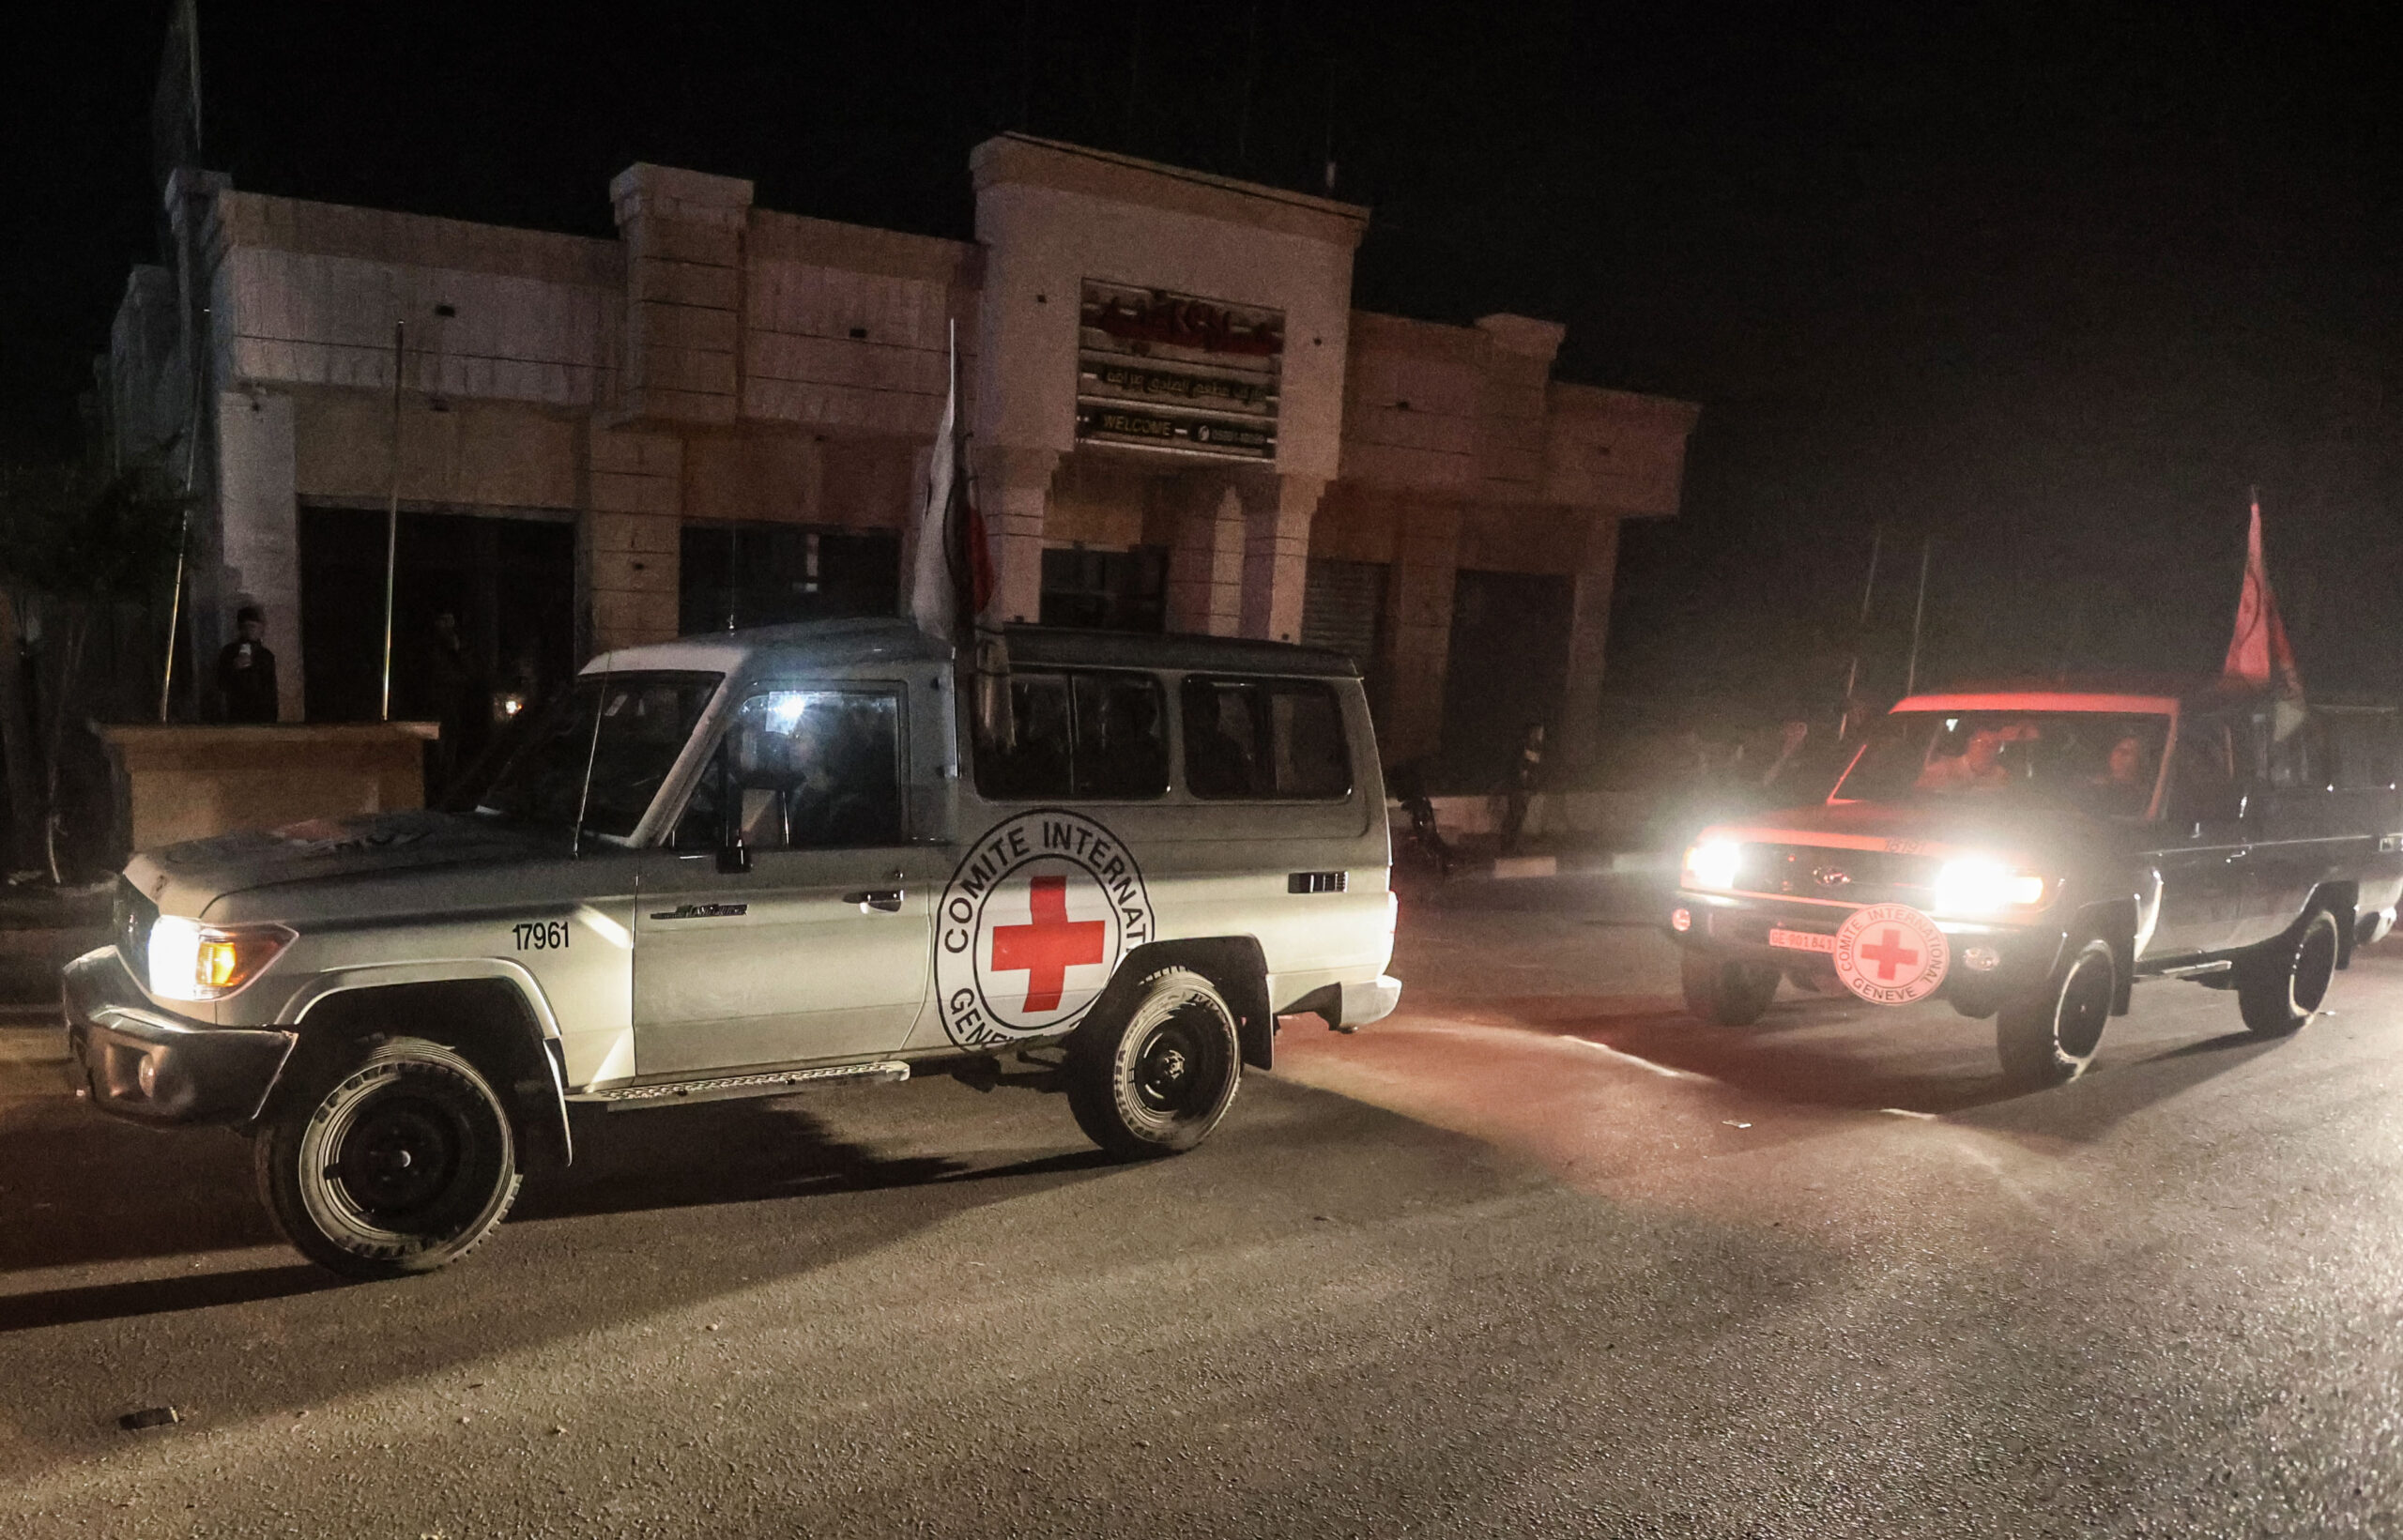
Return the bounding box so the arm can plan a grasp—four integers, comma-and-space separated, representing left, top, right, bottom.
584, 616, 1359, 679
1893, 674, 2281, 716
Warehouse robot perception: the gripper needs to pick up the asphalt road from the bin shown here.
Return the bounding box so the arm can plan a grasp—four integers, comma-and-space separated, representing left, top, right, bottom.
5, 871, 2401, 1537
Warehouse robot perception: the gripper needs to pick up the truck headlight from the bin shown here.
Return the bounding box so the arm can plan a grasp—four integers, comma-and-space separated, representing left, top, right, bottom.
1682, 839, 1743, 892
147, 918, 296, 1001
1932, 859, 2050, 916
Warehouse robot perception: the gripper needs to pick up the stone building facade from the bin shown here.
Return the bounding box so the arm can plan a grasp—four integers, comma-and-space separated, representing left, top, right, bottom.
105, 135, 1694, 782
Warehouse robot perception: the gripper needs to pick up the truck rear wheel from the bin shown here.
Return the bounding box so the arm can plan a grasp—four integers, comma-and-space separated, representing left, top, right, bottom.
254, 1037, 521, 1279
1680, 951, 1781, 1026
2237, 907, 2340, 1038
1997, 938, 2114, 1087
1066, 967, 1242, 1159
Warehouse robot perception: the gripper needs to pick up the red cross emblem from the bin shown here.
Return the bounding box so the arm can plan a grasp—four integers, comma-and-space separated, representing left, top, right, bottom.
1859, 926, 1921, 981
988, 875, 1107, 1014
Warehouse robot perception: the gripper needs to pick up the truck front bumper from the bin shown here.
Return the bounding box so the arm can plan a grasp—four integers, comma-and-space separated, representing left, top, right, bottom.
62, 948, 296, 1126
1670, 891, 2067, 1012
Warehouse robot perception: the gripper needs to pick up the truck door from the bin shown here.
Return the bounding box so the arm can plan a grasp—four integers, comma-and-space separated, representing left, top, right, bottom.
2148, 712, 2252, 957
633, 684, 933, 1078
2236, 709, 2332, 950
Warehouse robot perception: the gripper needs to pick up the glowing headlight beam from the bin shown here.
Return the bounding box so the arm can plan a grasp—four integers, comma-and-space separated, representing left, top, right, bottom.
1932, 858, 2049, 915
1683, 839, 1744, 892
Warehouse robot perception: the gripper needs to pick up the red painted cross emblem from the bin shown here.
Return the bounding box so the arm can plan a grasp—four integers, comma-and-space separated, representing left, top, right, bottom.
1860, 926, 1921, 981
989, 875, 1107, 1013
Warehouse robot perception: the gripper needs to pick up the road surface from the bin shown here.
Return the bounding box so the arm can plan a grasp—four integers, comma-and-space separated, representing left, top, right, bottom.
4, 871, 2398, 1536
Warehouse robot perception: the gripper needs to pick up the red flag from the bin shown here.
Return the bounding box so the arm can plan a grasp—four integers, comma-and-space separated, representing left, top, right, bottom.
2222, 490, 2305, 735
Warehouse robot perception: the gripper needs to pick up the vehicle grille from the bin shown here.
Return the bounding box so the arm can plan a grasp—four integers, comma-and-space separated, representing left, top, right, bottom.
114, 878, 157, 981
1737, 843, 1943, 903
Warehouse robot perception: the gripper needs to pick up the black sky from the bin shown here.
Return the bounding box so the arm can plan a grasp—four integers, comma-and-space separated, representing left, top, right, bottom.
4, 2, 2395, 713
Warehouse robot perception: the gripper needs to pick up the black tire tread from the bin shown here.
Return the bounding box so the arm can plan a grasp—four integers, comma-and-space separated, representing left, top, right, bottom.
253, 1036, 522, 1281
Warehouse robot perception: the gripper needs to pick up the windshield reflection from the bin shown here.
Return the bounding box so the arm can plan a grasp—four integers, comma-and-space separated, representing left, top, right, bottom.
470, 671, 721, 842
1834, 711, 2170, 816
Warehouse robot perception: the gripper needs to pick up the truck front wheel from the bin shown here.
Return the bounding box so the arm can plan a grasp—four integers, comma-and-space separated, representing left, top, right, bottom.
254, 1037, 522, 1279
1997, 938, 2114, 1087
1066, 967, 1242, 1160
2237, 907, 2340, 1038
1680, 951, 1781, 1026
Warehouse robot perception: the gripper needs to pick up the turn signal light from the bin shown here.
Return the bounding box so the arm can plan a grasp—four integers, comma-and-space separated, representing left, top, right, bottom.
148, 918, 296, 1002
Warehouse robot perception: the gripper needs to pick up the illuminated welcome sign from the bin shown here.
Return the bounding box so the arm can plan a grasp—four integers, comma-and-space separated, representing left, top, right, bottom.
1074, 281, 1283, 462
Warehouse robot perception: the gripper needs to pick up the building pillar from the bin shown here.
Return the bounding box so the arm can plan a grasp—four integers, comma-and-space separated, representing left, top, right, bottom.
1558, 514, 1622, 771
1237, 472, 1324, 644
608, 163, 752, 428
1381, 498, 1463, 762
214, 389, 305, 721
978, 444, 1059, 625
586, 427, 683, 653
1165, 478, 1245, 636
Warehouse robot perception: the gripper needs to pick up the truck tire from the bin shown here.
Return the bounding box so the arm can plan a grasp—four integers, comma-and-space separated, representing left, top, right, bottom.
1997, 938, 2114, 1087
254, 1036, 522, 1279
2237, 907, 2340, 1038
1066, 967, 1242, 1160
1680, 951, 1781, 1026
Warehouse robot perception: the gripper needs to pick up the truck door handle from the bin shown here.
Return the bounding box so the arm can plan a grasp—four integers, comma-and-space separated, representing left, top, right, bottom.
844, 889, 905, 913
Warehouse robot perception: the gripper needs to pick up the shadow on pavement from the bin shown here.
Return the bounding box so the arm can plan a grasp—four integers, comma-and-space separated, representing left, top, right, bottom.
0, 1264, 344, 1334
1460, 983, 2288, 1132
0, 1079, 1116, 1295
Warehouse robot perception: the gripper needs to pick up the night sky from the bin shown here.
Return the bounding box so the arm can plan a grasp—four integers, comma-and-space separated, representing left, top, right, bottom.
5, 3, 2393, 717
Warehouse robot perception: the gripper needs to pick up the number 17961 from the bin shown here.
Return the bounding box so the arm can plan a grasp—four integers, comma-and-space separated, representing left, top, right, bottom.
513, 921, 571, 952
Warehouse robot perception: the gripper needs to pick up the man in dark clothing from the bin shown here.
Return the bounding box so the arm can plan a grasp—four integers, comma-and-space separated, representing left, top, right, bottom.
216, 604, 280, 723
1499, 721, 1547, 855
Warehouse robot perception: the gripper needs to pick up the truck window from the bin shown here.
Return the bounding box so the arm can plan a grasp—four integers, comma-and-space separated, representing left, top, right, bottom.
974, 670, 1169, 801
1180, 677, 1351, 800
681, 689, 903, 850
476, 671, 721, 841
2167, 715, 2238, 822
2325, 712, 2399, 791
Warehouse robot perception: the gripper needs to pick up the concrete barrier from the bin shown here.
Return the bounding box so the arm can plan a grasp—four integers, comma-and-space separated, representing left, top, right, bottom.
98, 723, 440, 853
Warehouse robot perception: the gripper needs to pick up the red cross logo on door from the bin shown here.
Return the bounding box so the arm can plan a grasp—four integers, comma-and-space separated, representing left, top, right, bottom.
1859, 927, 1921, 982
989, 875, 1107, 1013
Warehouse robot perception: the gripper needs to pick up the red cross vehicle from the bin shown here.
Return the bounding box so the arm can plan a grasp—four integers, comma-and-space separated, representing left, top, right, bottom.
62, 620, 1401, 1277
1669, 682, 2403, 1084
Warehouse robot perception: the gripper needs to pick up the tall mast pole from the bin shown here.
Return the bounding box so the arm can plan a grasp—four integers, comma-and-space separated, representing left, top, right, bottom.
1839, 525, 1882, 734
1904, 536, 1932, 698
380, 320, 404, 721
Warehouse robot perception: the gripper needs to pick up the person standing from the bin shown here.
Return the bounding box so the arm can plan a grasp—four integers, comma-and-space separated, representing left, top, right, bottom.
216, 603, 280, 724
1499, 721, 1547, 856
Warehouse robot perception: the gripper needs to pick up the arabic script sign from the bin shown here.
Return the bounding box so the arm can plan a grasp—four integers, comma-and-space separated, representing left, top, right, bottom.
1075, 281, 1283, 462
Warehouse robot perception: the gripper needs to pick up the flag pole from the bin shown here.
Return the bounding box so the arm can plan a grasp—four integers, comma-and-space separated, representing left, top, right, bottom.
1839, 525, 1882, 735
379, 320, 403, 722
1903, 536, 1931, 697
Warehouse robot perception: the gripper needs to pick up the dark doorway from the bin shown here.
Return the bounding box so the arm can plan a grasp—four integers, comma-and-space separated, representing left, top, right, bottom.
1437, 570, 1574, 792
298, 507, 576, 788
678, 523, 901, 635
1302, 557, 1390, 721
1040, 546, 1169, 632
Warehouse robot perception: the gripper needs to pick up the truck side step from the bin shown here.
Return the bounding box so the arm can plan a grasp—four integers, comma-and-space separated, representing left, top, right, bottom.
574, 1060, 911, 1110
2149, 959, 2233, 981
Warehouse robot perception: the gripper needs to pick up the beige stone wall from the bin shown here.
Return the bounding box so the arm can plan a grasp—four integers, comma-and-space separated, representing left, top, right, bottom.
588, 429, 683, 651
291, 392, 584, 511
744, 209, 976, 436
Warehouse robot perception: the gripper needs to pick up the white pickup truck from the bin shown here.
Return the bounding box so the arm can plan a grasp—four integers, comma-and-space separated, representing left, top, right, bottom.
67, 618, 1401, 1277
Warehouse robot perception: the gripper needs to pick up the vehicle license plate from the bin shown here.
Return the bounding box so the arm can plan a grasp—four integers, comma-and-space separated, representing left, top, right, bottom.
1768, 927, 1835, 953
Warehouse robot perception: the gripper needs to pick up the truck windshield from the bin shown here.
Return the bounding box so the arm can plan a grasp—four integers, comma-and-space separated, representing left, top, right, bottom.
1833, 710, 2171, 816
472, 671, 722, 841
